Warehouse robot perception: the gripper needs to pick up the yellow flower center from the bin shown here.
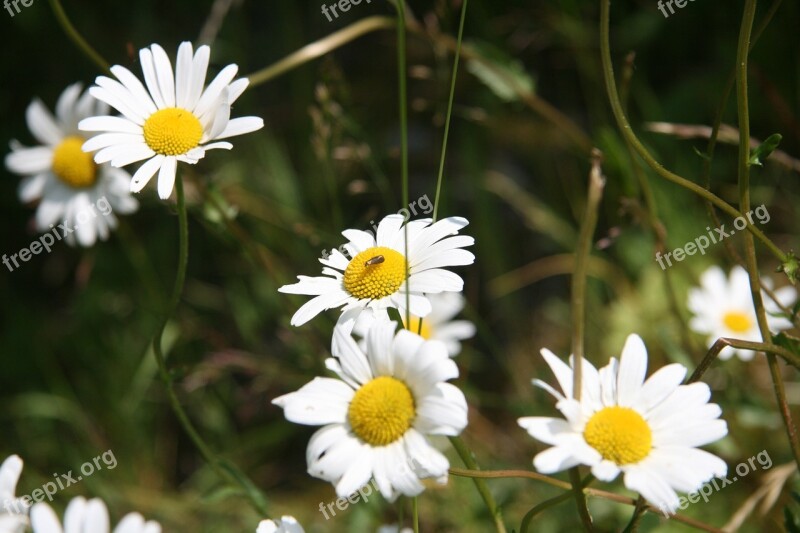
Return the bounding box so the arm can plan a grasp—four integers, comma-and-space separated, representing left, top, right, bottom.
722, 311, 753, 333
584, 406, 652, 465
143, 107, 203, 156
348, 376, 415, 446
404, 316, 432, 339
51, 136, 97, 188
343, 247, 407, 300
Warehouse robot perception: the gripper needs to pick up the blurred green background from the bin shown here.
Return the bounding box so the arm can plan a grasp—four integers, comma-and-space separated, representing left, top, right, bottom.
1, 0, 799, 531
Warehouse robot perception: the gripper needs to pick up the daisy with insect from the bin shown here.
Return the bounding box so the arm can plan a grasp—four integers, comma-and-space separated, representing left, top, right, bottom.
79, 41, 264, 199
278, 214, 474, 339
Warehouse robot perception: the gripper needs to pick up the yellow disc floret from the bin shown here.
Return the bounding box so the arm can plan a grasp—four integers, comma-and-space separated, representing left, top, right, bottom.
51, 136, 97, 188
404, 316, 432, 339
348, 376, 415, 446
143, 107, 203, 156
343, 247, 407, 300
722, 311, 753, 333
584, 406, 652, 465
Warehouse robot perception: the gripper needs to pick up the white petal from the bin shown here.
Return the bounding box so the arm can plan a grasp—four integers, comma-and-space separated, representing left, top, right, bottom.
288, 290, 352, 326
273, 377, 352, 425
194, 64, 238, 117
130, 155, 165, 193
5, 146, 52, 174
174, 42, 194, 109
187, 45, 210, 110
215, 116, 264, 140
139, 47, 166, 109
26, 99, 63, 145
156, 156, 177, 199
622, 464, 681, 514
414, 383, 467, 435
616, 334, 649, 407
31, 503, 64, 533
151, 43, 176, 107
79, 116, 142, 134
109, 65, 157, 115
540, 348, 574, 399
406, 269, 464, 293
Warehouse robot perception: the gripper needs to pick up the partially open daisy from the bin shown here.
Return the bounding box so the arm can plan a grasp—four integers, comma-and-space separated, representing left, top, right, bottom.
5, 84, 138, 247
31, 497, 160, 533
518, 334, 728, 514
257, 516, 304, 533
79, 42, 264, 199
354, 292, 476, 357
688, 265, 797, 361
279, 214, 474, 335
0, 455, 28, 533
273, 320, 468, 501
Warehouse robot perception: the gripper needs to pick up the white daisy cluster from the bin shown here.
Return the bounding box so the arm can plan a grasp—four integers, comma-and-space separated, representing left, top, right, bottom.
275, 213, 476, 503
5, 41, 263, 248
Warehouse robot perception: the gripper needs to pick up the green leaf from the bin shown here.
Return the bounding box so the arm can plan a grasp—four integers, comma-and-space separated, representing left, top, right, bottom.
772, 332, 800, 356
465, 41, 535, 102
749, 133, 782, 167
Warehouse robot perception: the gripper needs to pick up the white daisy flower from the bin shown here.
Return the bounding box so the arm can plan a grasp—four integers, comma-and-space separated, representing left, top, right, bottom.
0, 455, 28, 533
79, 41, 264, 199
377, 525, 413, 533
353, 292, 476, 357
30, 497, 160, 533
5, 83, 138, 247
256, 516, 304, 533
273, 320, 468, 501
688, 265, 797, 361
278, 214, 474, 337
518, 334, 728, 514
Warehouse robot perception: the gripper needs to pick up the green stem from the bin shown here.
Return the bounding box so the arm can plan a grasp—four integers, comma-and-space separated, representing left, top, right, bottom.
393, 1, 411, 328
432, 0, 469, 222
598, 0, 787, 264
520, 492, 573, 532
570, 468, 594, 531
733, 0, 800, 472
622, 497, 647, 533
449, 436, 507, 533
689, 338, 800, 383
151, 176, 269, 516
48, 0, 110, 73
412, 495, 419, 533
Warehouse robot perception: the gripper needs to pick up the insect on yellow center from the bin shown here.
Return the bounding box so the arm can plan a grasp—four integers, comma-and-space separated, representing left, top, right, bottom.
722, 311, 753, 333
343, 247, 407, 300
51, 136, 97, 188
404, 316, 432, 339
583, 406, 652, 465
348, 376, 415, 446
143, 107, 203, 156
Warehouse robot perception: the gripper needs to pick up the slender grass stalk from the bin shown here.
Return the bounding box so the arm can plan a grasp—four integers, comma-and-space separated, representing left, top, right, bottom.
151, 176, 269, 516
432, 0, 469, 222
598, 0, 787, 265
48, 0, 110, 73
520, 492, 573, 532
733, 0, 800, 471
449, 436, 507, 533
412, 496, 419, 533
247, 17, 396, 87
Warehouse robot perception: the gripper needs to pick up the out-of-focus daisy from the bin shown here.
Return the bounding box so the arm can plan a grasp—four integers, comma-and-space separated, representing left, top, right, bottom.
256, 516, 304, 533
273, 320, 468, 501
5, 84, 138, 247
688, 265, 797, 360
518, 334, 728, 514
354, 292, 476, 357
79, 41, 264, 199
279, 214, 474, 337
0, 455, 28, 533
377, 525, 413, 533
31, 497, 160, 533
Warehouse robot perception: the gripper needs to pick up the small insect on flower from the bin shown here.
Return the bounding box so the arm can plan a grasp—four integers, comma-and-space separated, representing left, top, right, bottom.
364, 255, 385, 267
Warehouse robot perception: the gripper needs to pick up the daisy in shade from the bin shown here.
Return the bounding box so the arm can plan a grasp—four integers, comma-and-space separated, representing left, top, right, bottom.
79, 41, 264, 199
0, 455, 28, 533
688, 265, 797, 361
354, 292, 476, 357
278, 214, 474, 337
257, 516, 304, 533
31, 497, 160, 533
5, 84, 138, 247
273, 320, 468, 501
518, 334, 728, 514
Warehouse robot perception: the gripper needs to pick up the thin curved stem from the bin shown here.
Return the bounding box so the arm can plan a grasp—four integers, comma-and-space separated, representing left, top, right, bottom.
449, 437, 507, 533
393, 2, 411, 329
688, 337, 800, 384
520, 492, 572, 532
151, 176, 269, 516
48, 0, 110, 73
598, 0, 787, 265
432, 0, 469, 222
